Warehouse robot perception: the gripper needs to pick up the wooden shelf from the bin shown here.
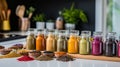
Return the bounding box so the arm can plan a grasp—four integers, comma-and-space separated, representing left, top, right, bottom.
68, 54, 120, 62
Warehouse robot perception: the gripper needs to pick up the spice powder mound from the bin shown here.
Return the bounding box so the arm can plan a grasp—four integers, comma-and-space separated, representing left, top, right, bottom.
17, 55, 34, 61
0, 50, 21, 58
35, 55, 53, 61
56, 55, 74, 62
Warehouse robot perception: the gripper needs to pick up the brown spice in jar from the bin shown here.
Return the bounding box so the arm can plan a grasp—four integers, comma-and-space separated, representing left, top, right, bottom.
35, 55, 53, 61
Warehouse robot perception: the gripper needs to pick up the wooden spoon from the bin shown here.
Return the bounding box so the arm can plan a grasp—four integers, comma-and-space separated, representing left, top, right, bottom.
7, 9, 11, 20
28, 12, 33, 19
16, 5, 20, 17
19, 5, 25, 19
16, 5, 25, 19
2, 10, 6, 20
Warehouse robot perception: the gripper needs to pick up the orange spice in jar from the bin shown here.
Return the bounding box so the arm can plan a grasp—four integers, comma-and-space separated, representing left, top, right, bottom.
36, 32, 45, 51
46, 33, 56, 52
68, 34, 78, 54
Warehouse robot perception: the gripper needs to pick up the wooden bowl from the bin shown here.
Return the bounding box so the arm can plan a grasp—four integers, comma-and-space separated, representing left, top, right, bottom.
0, 45, 5, 49
0, 49, 12, 55
54, 52, 66, 58
8, 44, 23, 50
42, 51, 54, 58
29, 50, 41, 58
12, 44, 23, 49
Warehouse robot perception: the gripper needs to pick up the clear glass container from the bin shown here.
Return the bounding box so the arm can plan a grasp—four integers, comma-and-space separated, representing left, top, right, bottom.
46, 30, 56, 52
26, 32, 35, 50
36, 30, 46, 51
70, 30, 79, 36
68, 33, 78, 54
92, 32, 103, 55
81, 31, 91, 39
57, 33, 67, 52
79, 33, 90, 55
104, 32, 117, 57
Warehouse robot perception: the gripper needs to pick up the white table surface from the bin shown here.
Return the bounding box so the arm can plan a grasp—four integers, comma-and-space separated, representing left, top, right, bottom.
0, 58, 120, 67
0, 39, 120, 67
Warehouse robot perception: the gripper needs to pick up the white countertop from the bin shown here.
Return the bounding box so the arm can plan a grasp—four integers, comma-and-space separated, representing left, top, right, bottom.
0, 39, 120, 67
0, 58, 120, 67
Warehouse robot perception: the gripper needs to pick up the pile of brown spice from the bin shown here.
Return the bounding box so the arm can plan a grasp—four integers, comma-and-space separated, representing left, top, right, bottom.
35, 55, 53, 61
56, 55, 74, 62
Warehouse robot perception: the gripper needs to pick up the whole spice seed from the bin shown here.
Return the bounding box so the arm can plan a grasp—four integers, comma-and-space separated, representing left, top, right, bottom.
35, 55, 53, 61
56, 55, 74, 62
17, 55, 34, 61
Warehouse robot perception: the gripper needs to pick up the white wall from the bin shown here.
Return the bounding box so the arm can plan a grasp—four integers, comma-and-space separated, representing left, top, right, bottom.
95, 0, 107, 39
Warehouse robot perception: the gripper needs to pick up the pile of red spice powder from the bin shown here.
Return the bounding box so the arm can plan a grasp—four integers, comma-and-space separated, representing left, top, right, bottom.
17, 55, 34, 61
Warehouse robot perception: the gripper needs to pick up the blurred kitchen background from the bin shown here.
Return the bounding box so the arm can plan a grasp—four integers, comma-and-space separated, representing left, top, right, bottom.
0, 0, 95, 32
1, 0, 120, 38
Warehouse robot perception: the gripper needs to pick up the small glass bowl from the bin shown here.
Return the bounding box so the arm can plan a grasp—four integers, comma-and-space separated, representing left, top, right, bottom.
29, 50, 41, 58
42, 51, 54, 58
0, 49, 12, 55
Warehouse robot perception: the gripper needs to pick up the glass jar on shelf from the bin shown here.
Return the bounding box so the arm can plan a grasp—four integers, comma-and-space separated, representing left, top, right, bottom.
68, 33, 78, 54
57, 32, 67, 52
36, 29, 46, 51
92, 32, 103, 55
46, 30, 56, 52
104, 32, 117, 57
81, 30, 91, 41
79, 31, 91, 55
26, 31, 35, 50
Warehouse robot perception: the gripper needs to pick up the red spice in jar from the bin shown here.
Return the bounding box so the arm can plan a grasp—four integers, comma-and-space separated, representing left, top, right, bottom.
17, 55, 34, 61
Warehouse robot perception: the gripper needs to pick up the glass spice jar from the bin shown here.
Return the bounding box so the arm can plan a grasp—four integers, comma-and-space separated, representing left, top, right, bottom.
57, 34, 67, 52
104, 32, 117, 57
26, 32, 35, 50
36, 30, 46, 51
92, 32, 103, 55
68, 34, 78, 54
46, 32, 56, 52
79, 34, 90, 55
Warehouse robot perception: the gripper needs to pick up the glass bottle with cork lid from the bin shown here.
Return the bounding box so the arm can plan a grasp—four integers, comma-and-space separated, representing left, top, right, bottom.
26, 30, 35, 50
104, 32, 117, 57
68, 32, 78, 54
46, 30, 56, 52
79, 31, 90, 55
36, 29, 45, 51
55, 11, 64, 30
92, 32, 103, 55
81, 31, 92, 42
57, 30, 67, 52
70, 30, 80, 42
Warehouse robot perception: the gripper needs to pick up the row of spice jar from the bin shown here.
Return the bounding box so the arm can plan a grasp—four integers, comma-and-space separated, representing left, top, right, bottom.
25, 29, 120, 57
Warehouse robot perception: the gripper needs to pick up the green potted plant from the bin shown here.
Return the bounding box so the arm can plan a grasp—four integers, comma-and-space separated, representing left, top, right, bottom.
33, 13, 45, 29
61, 3, 88, 30
46, 19, 54, 30
26, 6, 35, 19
